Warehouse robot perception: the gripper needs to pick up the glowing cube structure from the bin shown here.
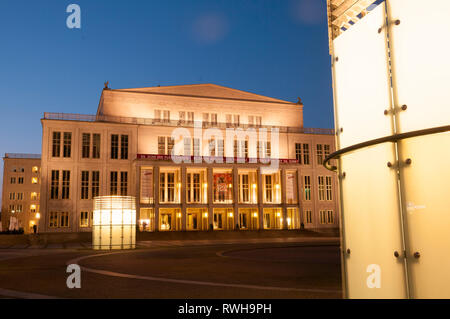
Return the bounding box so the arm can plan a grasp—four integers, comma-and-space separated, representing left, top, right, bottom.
92, 196, 136, 250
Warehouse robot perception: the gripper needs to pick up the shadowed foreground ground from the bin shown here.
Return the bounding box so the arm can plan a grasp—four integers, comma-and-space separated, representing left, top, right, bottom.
0, 237, 341, 299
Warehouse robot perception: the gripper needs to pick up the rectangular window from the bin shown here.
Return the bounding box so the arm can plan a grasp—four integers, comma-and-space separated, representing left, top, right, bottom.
9, 205, 15, 213
160, 172, 176, 202
179, 111, 186, 124
210, 113, 218, 125
233, 139, 239, 158
187, 173, 201, 203
318, 176, 325, 201
202, 113, 209, 125
304, 176, 311, 201
52, 132, 61, 157
111, 135, 119, 159
320, 210, 327, 224
9, 193, 15, 200
31, 192, 39, 200
120, 172, 128, 196
63, 132, 72, 158
327, 210, 334, 224
60, 212, 69, 228
317, 144, 324, 165
241, 140, 248, 158
163, 110, 170, 123
51, 170, 59, 199
93, 134, 101, 159
49, 212, 58, 228
305, 210, 313, 224
120, 135, 129, 160
265, 141, 271, 158
16, 205, 23, 213
187, 112, 194, 124
82, 133, 90, 158
265, 175, 273, 203
92, 171, 100, 198
295, 143, 302, 163
10, 177, 16, 184
81, 171, 89, 199
239, 174, 249, 203
17, 193, 23, 200
248, 115, 254, 127
18, 177, 23, 184
303, 144, 310, 165
80, 211, 90, 227
234, 114, 240, 126
62, 170, 70, 199
158, 136, 166, 155
324, 144, 330, 158
110, 171, 118, 195
154, 109, 161, 122
167, 137, 174, 155
326, 176, 333, 201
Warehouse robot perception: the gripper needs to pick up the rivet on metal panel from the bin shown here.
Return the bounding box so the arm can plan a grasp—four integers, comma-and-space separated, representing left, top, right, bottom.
342, 172, 346, 178
401, 104, 408, 111
335, 57, 339, 62
384, 109, 389, 115
405, 158, 412, 165
346, 248, 351, 255
395, 20, 401, 25
340, 127, 343, 133
378, 27, 382, 34
394, 251, 400, 258
414, 252, 421, 259
387, 162, 393, 168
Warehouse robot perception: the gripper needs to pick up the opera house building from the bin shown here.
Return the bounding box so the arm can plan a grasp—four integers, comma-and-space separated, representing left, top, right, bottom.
15, 84, 338, 233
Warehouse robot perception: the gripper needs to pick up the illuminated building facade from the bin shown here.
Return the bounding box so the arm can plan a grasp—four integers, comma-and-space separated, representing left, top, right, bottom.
1, 153, 41, 233
38, 84, 338, 233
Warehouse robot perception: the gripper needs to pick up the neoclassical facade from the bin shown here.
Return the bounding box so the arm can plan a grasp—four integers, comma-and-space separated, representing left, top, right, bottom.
38, 84, 338, 233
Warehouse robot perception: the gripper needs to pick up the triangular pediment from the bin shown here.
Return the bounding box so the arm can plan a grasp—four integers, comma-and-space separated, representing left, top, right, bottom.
115, 83, 291, 104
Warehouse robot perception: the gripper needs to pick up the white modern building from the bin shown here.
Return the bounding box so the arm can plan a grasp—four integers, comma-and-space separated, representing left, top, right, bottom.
36, 83, 338, 233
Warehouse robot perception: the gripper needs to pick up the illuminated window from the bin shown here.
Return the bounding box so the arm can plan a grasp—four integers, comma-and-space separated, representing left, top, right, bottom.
262, 171, 281, 204
213, 169, 233, 204
193, 138, 200, 157
31, 177, 38, 184
16, 204, 23, 213
32, 166, 39, 173
160, 171, 176, 203
31, 192, 38, 200
139, 208, 155, 232
80, 211, 90, 228
187, 173, 201, 203
263, 208, 282, 229
30, 205, 36, 213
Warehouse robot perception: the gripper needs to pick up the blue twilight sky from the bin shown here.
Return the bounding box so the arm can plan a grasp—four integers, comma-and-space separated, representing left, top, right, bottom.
0, 0, 334, 200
